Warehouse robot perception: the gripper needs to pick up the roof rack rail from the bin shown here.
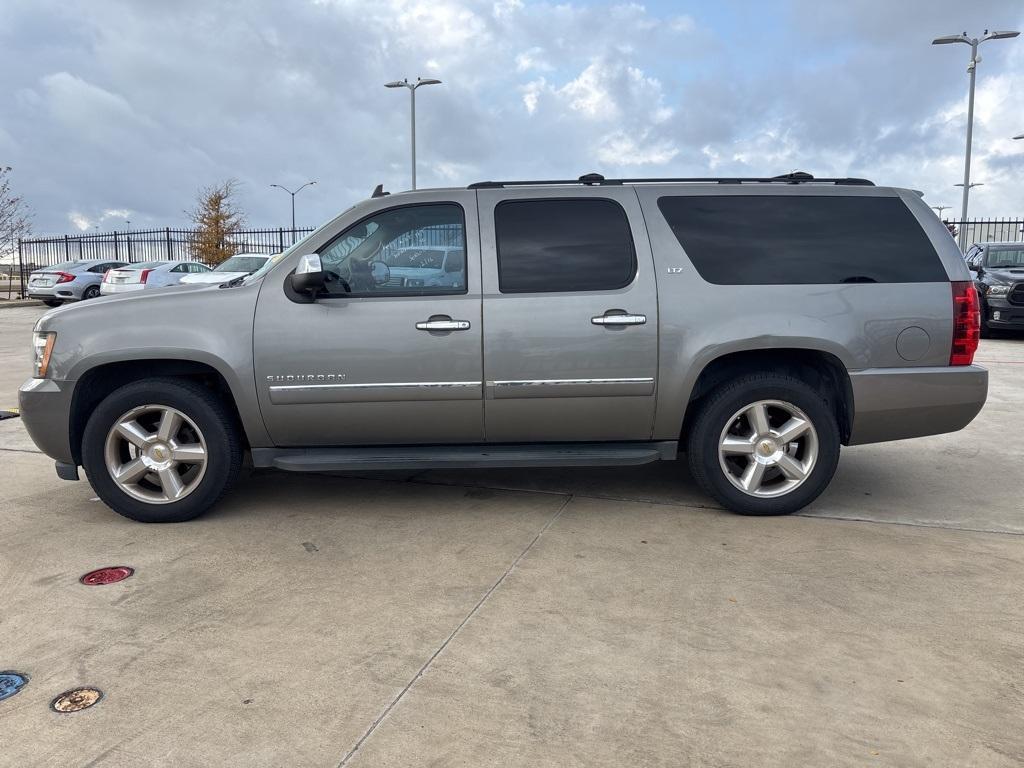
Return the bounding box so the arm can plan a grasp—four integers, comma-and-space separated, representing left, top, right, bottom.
468, 172, 875, 189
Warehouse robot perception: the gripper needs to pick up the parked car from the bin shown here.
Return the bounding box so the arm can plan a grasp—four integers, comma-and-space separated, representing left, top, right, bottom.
178, 254, 270, 285
101, 260, 212, 295
27, 259, 128, 306
964, 242, 1024, 335
380, 246, 466, 290
20, 172, 987, 523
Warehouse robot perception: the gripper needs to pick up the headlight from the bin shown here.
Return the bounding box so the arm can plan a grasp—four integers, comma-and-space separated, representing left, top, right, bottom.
987, 284, 1010, 296
32, 331, 56, 378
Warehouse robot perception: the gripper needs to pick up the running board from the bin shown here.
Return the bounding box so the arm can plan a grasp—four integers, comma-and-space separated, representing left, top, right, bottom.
251, 441, 678, 473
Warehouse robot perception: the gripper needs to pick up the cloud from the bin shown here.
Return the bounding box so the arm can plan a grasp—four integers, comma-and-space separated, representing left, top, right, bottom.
1, 0, 1022, 237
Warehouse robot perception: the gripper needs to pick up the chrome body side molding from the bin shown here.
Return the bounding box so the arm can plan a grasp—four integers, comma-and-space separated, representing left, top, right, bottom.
487, 377, 656, 399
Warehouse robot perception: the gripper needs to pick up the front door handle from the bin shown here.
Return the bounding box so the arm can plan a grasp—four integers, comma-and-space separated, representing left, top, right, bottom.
591, 312, 647, 326
416, 316, 471, 331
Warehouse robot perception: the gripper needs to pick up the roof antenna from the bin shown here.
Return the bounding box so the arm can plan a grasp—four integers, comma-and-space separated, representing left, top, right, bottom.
578, 172, 605, 185
371, 183, 389, 198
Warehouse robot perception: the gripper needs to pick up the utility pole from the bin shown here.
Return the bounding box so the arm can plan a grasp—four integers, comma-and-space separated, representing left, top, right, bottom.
932, 29, 1019, 249
385, 77, 443, 190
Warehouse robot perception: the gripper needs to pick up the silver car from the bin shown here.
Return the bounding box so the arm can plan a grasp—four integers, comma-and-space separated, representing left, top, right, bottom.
27, 259, 128, 306
19, 173, 988, 523
101, 260, 212, 295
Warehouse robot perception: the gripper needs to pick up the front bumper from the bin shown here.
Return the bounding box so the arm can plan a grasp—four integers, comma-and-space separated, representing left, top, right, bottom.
847, 365, 988, 445
18, 377, 76, 466
982, 296, 1024, 330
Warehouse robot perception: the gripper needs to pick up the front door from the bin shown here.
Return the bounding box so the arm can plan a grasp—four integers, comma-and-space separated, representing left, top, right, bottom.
477, 187, 659, 442
253, 193, 484, 446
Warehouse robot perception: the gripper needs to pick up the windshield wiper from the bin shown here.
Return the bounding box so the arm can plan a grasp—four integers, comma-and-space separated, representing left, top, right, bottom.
219, 275, 247, 289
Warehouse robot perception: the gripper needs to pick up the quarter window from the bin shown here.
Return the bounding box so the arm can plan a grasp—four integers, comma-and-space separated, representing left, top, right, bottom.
317, 203, 467, 297
495, 199, 637, 293
657, 195, 947, 285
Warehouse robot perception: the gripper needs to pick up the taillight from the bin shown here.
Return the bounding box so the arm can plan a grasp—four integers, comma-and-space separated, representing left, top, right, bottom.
950, 281, 980, 366
139, 269, 154, 284
55, 272, 75, 284
102, 270, 112, 283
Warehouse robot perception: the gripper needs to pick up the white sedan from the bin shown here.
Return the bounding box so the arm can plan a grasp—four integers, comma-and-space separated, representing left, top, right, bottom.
179, 254, 271, 285
101, 260, 212, 295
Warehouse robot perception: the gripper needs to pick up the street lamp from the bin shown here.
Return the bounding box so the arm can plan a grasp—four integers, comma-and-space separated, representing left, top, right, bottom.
385, 77, 443, 190
270, 181, 317, 242
954, 182, 985, 189
932, 29, 1019, 248
931, 205, 951, 217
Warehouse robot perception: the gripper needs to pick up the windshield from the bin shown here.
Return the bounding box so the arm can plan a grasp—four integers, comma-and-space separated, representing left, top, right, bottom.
42, 261, 82, 272
214, 256, 269, 273
985, 248, 1024, 268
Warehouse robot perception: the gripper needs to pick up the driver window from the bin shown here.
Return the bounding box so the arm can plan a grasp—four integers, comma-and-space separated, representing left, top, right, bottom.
317, 203, 466, 297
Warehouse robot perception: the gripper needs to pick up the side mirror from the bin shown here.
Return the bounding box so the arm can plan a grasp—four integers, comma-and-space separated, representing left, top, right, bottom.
290, 253, 325, 296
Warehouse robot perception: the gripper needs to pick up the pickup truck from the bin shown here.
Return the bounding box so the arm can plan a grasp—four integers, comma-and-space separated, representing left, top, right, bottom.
20, 173, 988, 522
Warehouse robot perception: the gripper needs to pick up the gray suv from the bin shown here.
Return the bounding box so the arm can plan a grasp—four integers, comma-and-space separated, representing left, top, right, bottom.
19, 173, 988, 523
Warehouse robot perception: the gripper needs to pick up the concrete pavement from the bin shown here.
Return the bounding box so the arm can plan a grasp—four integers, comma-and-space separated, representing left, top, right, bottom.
1, 304, 1022, 767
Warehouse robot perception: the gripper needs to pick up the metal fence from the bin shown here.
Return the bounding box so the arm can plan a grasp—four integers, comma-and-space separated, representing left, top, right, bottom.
15, 226, 314, 275
945, 218, 1024, 246
9, 217, 1024, 295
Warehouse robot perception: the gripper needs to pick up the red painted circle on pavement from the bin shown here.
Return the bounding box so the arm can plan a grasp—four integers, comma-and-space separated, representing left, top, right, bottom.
80, 566, 134, 586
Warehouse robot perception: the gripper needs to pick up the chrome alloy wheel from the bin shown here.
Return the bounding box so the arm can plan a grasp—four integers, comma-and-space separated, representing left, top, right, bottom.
103, 405, 208, 504
718, 399, 818, 498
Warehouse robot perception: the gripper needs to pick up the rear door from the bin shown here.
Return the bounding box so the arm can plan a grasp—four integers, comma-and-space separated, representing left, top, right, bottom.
477, 187, 659, 442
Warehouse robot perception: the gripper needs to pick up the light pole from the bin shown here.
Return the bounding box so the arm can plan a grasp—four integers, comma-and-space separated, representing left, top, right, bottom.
931, 205, 951, 217
270, 181, 317, 242
932, 29, 1019, 249
385, 77, 442, 190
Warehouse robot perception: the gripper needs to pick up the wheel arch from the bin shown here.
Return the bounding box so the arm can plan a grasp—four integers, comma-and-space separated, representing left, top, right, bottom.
679, 347, 854, 448
68, 358, 256, 465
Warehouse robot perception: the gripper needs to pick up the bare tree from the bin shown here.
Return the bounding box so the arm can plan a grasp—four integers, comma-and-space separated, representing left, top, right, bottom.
187, 179, 247, 265
1, 167, 33, 297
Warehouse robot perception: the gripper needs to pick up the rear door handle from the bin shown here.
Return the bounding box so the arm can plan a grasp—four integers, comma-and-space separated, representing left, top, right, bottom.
591, 313, 647, 326
416, 317, 471, 331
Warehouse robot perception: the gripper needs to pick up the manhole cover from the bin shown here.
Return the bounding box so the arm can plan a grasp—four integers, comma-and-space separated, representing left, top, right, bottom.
80, 566, 134, 586
51, 687, 103, 713
0, 672, 28, 702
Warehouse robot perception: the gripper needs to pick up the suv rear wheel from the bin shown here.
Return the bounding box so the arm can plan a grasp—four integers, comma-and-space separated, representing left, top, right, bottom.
686, 373, 840, 515
82, 378, 242, 522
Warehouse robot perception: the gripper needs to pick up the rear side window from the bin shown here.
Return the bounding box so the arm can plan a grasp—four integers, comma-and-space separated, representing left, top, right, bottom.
657, 195, 947, 285
495, 199, 637, 293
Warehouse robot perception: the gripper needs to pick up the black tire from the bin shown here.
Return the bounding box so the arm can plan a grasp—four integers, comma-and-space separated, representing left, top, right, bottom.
42, 299, 62, 307
81, 378, 242, 523
686, 373, 840, 516
82, 285, 101, 300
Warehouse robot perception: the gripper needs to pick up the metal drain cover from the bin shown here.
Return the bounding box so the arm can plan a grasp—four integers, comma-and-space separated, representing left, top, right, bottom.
0, 672, 28, 702
51, 687, 103, 712
80, 566, 134, 586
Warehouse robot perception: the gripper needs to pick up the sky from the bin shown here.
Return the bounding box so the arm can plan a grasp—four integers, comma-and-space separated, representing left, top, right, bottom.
2, 0, 1023, 237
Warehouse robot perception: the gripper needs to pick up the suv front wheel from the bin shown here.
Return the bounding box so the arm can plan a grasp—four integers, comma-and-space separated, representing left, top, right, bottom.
82, 378, 242, 522
686, 373, 840, 515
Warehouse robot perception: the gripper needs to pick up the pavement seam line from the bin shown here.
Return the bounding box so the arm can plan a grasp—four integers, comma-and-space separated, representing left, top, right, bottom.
795, 511, 1024, 537
336, 493, 574, 768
